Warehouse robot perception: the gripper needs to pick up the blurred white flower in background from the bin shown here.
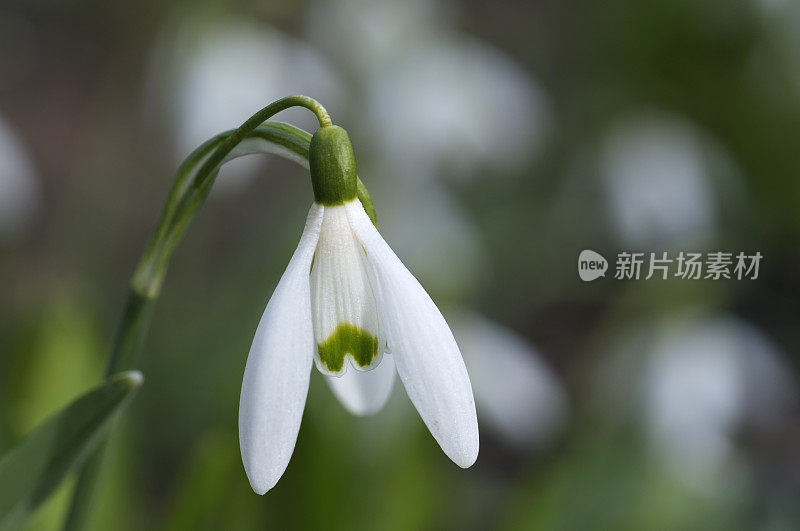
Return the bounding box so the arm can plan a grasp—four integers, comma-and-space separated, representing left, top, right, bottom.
306, 0, 452, 76
364, 38, 551, 180
147, 17, 343, 194
644, 316, 795, 472
0, 114, 40, 240
754, 0, 800, 92
367, 177, 485, 299
308, 0, 552, 181
600, 112, 741, 249
450, 312, 568, 449
598, 314, 796, 488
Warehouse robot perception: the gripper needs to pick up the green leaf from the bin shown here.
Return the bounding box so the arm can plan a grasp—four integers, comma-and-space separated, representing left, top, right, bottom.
0, 371, 143, 531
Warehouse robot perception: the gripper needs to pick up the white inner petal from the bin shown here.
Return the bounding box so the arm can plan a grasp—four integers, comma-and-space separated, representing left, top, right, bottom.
310, 203, 384, 375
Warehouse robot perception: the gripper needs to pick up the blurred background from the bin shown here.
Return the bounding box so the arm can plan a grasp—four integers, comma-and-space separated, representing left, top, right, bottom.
2, 0, 800, 529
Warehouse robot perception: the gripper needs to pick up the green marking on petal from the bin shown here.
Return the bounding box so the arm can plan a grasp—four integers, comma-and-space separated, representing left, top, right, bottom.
317, 323, 379, 373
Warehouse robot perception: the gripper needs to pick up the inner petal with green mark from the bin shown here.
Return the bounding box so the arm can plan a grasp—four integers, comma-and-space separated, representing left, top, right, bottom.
317, 323, 379, 374
310, 203, 384, 376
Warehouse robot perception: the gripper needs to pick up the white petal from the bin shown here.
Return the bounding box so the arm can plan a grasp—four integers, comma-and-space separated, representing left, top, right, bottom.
310, 204, 384, 376
345, 199, 479, 467
238, 203, 323, 495
325, 355, 396, 416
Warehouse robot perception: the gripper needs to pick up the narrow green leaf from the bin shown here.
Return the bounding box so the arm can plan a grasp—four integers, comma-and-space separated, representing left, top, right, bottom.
0, 371, 143, 530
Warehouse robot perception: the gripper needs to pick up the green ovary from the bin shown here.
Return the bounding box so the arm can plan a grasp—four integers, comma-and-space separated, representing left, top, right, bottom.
317, 323, 379, 373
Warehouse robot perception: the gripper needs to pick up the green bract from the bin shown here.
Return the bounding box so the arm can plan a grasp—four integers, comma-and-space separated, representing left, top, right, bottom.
309, 125, 358, 205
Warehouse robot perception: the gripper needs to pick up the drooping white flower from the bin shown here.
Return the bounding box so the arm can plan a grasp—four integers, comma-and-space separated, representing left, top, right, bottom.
238, 126, 478, 494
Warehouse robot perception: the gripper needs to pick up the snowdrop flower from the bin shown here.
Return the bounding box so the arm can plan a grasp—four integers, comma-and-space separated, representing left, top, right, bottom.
643, 316, 795, 478
239, 125, 479, 494
0, 114, 40, 240
306, 0, 451, 76
366, 38, 550, 180
597, 314, 796, 487
600, 112, 741, 248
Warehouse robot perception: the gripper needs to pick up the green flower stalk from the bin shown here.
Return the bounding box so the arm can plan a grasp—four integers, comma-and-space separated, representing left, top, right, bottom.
63, 95, 478, 528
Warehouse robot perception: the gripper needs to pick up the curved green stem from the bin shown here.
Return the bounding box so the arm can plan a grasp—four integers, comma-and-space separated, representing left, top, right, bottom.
62, 98, 374, 530
132, 96, 330, 298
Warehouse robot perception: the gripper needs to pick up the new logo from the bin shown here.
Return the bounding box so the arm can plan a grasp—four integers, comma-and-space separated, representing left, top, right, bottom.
578, 250, 608, 281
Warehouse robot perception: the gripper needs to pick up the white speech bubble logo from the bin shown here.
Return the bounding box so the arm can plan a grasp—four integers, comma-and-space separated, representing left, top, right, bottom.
578, 250, 608, 281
